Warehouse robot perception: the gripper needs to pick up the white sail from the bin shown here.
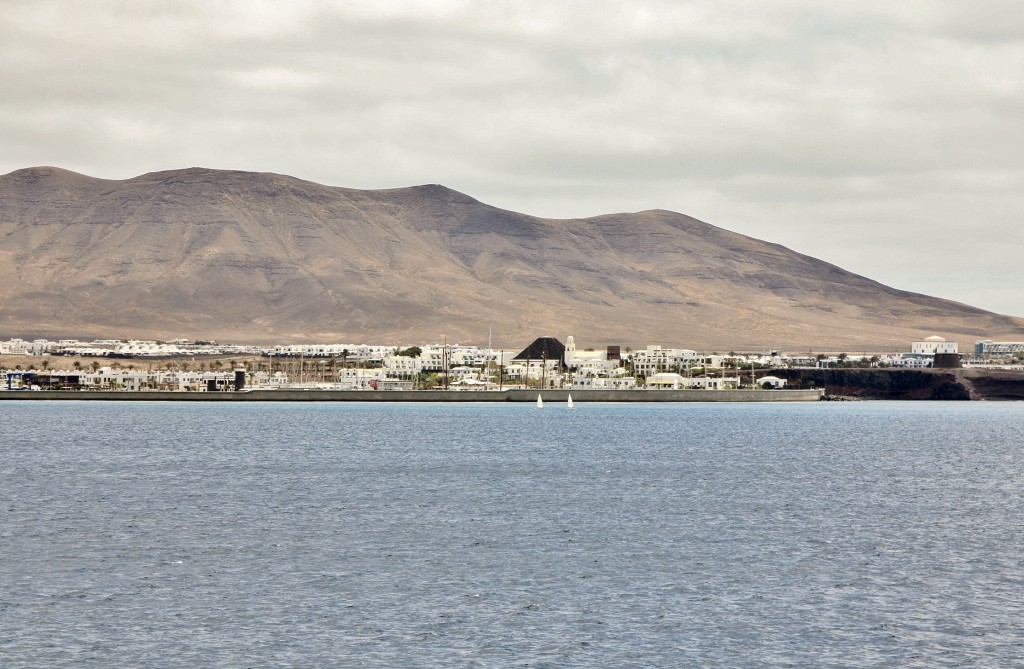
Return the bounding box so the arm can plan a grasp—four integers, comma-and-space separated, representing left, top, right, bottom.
567, 394, 575, 410
537, 394, 543, 408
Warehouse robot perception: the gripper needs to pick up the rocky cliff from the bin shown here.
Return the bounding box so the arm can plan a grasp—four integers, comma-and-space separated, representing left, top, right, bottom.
772, 368, 1024, 401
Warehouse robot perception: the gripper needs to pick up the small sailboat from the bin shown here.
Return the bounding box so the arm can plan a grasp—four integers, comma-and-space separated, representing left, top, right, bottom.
567, 394, 575, 410
536, 394, 543, 408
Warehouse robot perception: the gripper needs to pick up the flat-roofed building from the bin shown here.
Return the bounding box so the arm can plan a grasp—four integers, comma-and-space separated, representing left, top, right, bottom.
911, 336, 958, 355
975, 340, 1024, 356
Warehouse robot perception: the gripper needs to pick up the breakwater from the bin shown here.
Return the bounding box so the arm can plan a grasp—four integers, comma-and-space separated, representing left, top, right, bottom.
0, 388, 825, 402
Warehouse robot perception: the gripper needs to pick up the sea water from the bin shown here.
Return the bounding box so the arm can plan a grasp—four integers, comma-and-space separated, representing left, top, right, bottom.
1, 400, 1022, 667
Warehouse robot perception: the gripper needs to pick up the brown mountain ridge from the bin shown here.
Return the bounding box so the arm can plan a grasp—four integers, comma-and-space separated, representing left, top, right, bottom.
1, 166, 1021, 351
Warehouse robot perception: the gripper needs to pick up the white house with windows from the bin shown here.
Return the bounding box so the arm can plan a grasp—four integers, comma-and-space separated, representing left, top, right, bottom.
757, 375, 788, 389
337, 368, 386, 389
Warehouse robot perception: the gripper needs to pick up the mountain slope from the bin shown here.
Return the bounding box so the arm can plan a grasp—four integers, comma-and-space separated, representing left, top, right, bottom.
1, 166, 1021, 350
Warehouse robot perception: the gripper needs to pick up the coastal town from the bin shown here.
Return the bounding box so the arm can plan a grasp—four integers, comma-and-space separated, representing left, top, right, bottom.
2, 333, 1021, 393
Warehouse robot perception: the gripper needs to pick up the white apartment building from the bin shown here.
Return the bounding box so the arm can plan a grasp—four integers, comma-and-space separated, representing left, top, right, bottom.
0, 338, 57, 355
974, 340, 1024, 356
383, 354, 423, 377
630, 345, 700, 376
416, 344, 492, 371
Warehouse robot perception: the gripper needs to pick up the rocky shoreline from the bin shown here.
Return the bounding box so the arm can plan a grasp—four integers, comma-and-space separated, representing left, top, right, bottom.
772, 368, 1024, 401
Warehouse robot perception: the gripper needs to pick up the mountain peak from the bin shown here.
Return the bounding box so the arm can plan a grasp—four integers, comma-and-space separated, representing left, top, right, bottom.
2, 166, 101, 183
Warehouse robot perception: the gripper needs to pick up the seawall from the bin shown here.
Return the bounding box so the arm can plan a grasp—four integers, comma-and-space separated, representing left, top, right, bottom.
0, 388, 825, 402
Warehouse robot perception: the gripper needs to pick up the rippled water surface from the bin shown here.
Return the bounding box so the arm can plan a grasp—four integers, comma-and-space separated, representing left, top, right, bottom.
2, 400, 1023, 667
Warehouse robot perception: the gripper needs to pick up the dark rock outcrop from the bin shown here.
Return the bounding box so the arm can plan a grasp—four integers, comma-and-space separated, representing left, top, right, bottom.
3, 166, 1024, 347
773, 368, 972, 400
774, 367, 1024, 401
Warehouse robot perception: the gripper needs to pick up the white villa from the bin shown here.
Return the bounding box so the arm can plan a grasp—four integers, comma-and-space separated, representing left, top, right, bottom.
910, 336, 958, 356
645, 372, 741, 390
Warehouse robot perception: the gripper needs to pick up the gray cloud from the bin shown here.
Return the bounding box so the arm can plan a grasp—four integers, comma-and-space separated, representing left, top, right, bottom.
3, 0, 1022, 316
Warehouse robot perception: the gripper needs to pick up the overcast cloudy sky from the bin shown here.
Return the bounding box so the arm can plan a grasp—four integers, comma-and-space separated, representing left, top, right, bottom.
4, 1, 1022, 316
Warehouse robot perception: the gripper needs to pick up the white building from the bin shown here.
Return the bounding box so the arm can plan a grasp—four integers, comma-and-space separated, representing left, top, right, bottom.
337, 368, 386, 390
910, 336, 958, 355
415, 344, 480, 371
564, 336, 623, 376
645, 372, 740, 390
382, 354, 423, 377
571, 375, 637, 390
0, 338, 55, 355
974, 340, 1024, 357
757, 375, 788, 389
630, 345, 700, 376
889, 356, 933, 368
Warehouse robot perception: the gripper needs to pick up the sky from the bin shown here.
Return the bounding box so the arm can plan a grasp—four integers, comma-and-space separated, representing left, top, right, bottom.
3, 1, 1023, 316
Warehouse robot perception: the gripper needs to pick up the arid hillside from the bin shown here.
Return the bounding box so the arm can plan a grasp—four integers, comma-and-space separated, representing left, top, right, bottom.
2, 166, 1021, 350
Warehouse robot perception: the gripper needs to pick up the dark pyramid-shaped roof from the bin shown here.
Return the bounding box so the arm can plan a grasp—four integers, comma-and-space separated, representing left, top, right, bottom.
512, 337, 566, 367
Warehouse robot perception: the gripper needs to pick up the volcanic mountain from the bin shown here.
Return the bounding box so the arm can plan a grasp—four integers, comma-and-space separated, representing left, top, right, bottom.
1, 166, 1021, 351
